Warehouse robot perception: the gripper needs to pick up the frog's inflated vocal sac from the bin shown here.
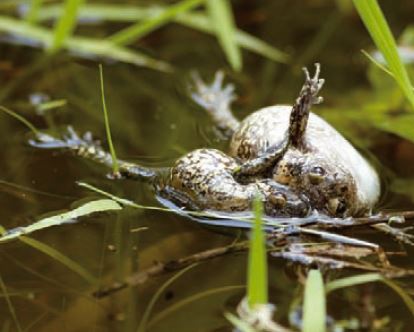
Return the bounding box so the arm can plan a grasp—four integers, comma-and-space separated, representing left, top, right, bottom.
31, 64, 380, 218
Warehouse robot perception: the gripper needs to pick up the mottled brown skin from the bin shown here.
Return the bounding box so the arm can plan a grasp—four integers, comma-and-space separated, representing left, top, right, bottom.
191, 64, 378, 217
31, 64, 375, 218
31, 130, 309, 217
168, 148, 309, 216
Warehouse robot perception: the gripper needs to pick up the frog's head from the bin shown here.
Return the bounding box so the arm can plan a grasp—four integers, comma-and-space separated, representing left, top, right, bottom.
273, 150, 356, 217
256, 179, 310, 217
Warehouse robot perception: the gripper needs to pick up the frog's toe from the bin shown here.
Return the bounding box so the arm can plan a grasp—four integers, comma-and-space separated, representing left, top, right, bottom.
211, 70, 225, 91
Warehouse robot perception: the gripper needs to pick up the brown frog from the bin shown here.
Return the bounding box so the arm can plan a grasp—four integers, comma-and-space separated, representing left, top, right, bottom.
31, 128, 309, 218
191, 64, 380, 217
31, 64, 379, 218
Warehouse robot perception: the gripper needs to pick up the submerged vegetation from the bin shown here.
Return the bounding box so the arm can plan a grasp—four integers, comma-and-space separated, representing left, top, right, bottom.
0, 0, 414, 331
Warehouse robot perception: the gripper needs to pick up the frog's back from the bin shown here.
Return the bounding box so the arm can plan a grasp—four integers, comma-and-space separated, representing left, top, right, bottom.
229, 106, 380, 213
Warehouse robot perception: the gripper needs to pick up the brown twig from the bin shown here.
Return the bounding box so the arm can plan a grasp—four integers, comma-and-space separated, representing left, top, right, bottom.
93, 241, 249, 298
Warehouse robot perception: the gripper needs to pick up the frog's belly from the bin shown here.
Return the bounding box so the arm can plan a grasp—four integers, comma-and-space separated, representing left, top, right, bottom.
229, 106, 380, 212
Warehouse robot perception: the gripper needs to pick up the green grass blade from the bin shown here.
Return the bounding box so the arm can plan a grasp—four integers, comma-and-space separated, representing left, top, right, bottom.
109, 0, 205, 46
247, 197, 267, 307
0, 105, 39, 135
0, 275, 22, 332
207, 0, 242, 71
19, 236, 99, 285
0, 199, 122, 242
352, 0, 414, 110
137, 264, 198, 332
326, 273, 414, 316
325, 272, 381, 292
25, 0, 44, 24
302, 270, 326, 332
98, 64, 119, 174
0, 15, 171, 71
50, 0, 84, 52
36, 4, 288, 63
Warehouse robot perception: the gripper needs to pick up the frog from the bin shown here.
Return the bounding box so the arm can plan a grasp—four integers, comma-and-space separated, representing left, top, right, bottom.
190, 64, 380, 217
30, 127, 310, 218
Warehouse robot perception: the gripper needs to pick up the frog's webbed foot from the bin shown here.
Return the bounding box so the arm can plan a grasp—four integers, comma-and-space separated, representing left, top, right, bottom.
301, 63, 325, 105
29, 126, 98, 150
190, 71, 239, 137
289, 63, 325, 149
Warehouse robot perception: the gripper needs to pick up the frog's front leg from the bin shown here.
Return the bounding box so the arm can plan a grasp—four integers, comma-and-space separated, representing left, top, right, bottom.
190, 71, 240, 138
30, 127, 159, 182
233, 139, 289, 179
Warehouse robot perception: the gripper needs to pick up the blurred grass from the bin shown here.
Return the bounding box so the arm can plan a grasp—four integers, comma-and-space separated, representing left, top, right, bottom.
19, 236, 99, 285
302, 270, 326, 332
247, 197, 267, 307
50, 0, 84, 52
32, 3, 288, 64
353, 0, 414, 110
25, 0, 44, 24
0, 16, 171, 71
109, 0, 204, 46
207, 0, 241, 71
326, 273, 414, 316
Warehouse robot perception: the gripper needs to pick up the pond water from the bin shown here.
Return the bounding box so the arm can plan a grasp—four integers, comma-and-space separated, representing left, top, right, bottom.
1, 1, 414, 331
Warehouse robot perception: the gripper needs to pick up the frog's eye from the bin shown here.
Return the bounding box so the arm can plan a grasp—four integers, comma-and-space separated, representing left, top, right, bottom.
308, 166, 325, 184
269, 192, 286, 208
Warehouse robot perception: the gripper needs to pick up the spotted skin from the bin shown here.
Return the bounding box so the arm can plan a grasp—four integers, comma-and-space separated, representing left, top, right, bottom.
193, 65, 380, 217
31, 132, 309, 217
169, 149, 309, 216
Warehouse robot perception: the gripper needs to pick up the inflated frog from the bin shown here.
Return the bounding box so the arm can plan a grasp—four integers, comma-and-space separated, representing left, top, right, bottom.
191, 64, 380, 217
31, 64, 379, 218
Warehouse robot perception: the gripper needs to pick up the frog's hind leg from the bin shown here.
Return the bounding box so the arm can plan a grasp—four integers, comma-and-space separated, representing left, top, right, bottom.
233, 64, 324, 179
30, 126, 159, 182
190, 71, 240, 138
289, 63, 325, 149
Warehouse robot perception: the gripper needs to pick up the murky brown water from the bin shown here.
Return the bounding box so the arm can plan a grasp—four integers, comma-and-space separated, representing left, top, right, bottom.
1, 1, 414, 331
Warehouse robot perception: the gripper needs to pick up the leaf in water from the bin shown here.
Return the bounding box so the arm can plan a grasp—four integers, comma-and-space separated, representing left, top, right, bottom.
109, 0, 205, 46
302, 270, 326, 332
326, 273, 414, 316
0, 16, 171, 71
0, 199, 122, 242
50, 0, 84, 52
137, 264, 198, 332
247, 197, 267, 307
35, 4, 288, 63
18, 236, 98, 285
0, 275, 22, 332
207, 0, 242, 71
